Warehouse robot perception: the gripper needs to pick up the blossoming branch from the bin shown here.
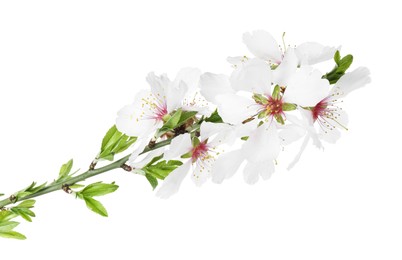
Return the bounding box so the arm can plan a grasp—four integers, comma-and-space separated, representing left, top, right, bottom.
0, 30, 370, 239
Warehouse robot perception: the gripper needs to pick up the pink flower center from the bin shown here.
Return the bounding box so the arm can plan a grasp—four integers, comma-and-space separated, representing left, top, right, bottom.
265, 96, 283, 116
312, 98, 329, 121
191, 142, 209, 162
153, 104, 168, 121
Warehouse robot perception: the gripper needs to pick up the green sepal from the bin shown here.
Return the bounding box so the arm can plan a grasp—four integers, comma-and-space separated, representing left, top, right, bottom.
252, 93, 268, 105
282, 103, 297, 111
192, 136, 201, 147
272, 85, 281, 100
241, 136, 249, 141
258, 110, 269, 119
274, 114, 285, 125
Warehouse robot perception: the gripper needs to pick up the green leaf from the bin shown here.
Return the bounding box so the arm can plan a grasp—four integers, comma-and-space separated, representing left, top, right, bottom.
164, 109, 182, 129
178, 111, 198, 126
79, 182, 119, 197
0, 231, 26, 240
145, 174, 158, 190
0, 211, 17, 222
0, 221, 19, 232
59, 159, 73, 179
143, 160, 183, 180
16, 200, 36, 208
241, 136, 249, 141
83, 197, 108, 217
97, 125, 137, 161
323, 51, 354, 84
334, 50, 341, 64
282, 103, 297, 111
0, 193, 4, 197
205, 110, 224, 123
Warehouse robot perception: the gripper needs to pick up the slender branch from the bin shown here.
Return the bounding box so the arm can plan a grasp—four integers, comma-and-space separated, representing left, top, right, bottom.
0, 138, 172, 208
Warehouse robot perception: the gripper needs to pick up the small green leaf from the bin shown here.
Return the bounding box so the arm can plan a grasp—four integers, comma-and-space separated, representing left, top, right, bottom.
241, 136, 249, 141
334, 50, 341, 64
69, 184, 85, 189
0, 221, 19, 232
282, 103, 297, 111
83, 197, 108, 217
59, 159, 73, 179
79, 182, 119, 197
97, 125, 137, 161
145, 174, 158, 190
0, 193, 4, 197
178, 111, 198, 126
205, 110, 223, 123
0, 231, 26, 240
0, 211, 17, 222
143, 160, 183, 180
164, 109, 182, 129
16, 200, 35, 208
337, 54, 353, 72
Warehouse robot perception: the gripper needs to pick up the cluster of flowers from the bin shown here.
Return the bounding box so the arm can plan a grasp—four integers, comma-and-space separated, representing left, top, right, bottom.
116, 30, 371, 198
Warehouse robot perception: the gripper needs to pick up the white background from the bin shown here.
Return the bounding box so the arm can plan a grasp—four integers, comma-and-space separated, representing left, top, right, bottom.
0, 0, 401, 259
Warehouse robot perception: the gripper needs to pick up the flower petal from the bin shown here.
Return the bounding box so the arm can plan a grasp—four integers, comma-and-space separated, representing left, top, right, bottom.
296, 42, 338, 65
211, 149, 244, 183
173, 67, 201, 94
284, 67, 331, 107
116, 93, 159, 137
199, 73, 234, 104
163, 133, 192, 161
215, 93, 260, 125
332, 67, 371, 98
146, 72, 169, 101
156, 160, 191, 199
166, 81, 188, 113
243, 30, 282, 63
230, 58, 272, 94
191, 158, 213, 187
243, 160, 275, 184
272, 48, 298, 86
242, 123, 281, 163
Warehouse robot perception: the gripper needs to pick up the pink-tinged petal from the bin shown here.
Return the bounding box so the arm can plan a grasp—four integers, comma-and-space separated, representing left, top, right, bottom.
243, 160, 275, 184
215, 93, 260, 125
230, 58, 272, 94
332, 67, 371, 98
211, 149, 244, 183
191, 158, 213, 187
199, 72, 234, 104
284, 67, 331, 107
173, 67, 201, 94
243, 30, 282, 63
116, 103, 158, 137
163, 133, 192, 161
156, 160, 191, 199
296, 42, 338, 65
272, 48, 298, 86
242, 123, 281, 163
